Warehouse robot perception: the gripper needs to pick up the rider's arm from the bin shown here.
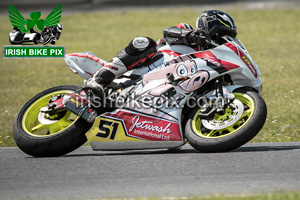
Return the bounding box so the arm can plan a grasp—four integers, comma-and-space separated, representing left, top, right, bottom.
163, 26, 193, 45
163, 26, 208, 50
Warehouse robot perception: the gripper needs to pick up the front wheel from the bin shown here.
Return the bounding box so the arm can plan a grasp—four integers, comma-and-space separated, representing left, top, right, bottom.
185, 90, 267, 153
13, 85, 92, 157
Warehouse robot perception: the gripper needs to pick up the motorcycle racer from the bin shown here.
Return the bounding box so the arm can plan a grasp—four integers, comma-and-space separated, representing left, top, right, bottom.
84, 10, 237, 97
15, 10, 267, 157
40, 23, 63, 45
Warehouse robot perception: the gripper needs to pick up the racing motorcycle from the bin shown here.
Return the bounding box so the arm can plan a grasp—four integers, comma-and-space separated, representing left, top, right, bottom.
13, 36, 267, 157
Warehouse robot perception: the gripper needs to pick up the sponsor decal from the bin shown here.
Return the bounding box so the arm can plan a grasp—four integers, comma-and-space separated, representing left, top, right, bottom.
202, 57, 222, 67
105, 64, 119, 71
240, 55, 257, 78
103, 110, 182, 141
69, 97, 82, 107
129, 115, 172, 134
125, 114, 181, 141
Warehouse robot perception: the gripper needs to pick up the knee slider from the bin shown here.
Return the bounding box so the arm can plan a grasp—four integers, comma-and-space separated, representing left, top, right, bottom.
117, 37, 157, 68
131, 37, 156, 51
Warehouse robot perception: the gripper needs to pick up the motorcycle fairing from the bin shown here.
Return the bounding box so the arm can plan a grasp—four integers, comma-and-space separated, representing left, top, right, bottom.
148, 40, 262, 93
83, 38, 263, 151
86, 109, 184, 151
210, 37, 262, 92
225, 43, 257, 77
135, 48, 240, 113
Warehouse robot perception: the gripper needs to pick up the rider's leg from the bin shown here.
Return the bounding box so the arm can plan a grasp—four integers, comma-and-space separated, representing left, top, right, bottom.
85, 36, 157, 92
63, 37, 157, 122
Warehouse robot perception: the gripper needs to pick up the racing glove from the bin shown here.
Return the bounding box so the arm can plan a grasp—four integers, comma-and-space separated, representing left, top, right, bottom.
187, 28, 208, 47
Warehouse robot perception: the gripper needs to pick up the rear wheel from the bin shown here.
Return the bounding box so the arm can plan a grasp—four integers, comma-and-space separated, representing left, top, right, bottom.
185, 90, 267, 153
13, 85, 92, 157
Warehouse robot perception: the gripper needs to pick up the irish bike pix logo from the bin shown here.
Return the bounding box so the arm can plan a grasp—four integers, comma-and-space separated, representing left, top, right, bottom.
3, 4, 65, 58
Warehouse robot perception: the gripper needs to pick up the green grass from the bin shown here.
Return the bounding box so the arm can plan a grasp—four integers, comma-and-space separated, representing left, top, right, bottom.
191, 191, 300, 200
66, 191, 300, 199
153, 191, 300, 200
159, 191, 300, 200
0, 8, 300, 146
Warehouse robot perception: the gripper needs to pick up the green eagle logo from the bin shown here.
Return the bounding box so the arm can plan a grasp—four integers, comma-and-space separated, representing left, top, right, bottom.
8, 4, 62, 33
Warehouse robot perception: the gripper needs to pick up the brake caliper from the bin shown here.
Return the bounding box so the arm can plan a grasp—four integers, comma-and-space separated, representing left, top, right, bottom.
40, 90, 97, 123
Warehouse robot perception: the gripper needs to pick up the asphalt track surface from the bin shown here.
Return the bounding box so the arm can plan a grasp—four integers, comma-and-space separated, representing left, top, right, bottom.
1, 142, 300, 199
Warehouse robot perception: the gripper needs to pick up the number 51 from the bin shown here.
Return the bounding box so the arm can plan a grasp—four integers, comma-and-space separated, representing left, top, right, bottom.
96, 120, 119, 140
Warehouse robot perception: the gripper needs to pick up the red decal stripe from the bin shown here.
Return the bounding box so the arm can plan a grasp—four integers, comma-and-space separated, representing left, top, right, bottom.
68, 53, 105, 66
225, 43, 239, 55
225, 43, 257, 78
220, 60, 240, 71
157, 38, 163, 45
127, 52, 156, 70
192, 50, 216, 59
160, 50, 182, 57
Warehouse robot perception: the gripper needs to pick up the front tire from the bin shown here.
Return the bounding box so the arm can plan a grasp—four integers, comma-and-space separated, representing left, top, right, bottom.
185, 90, 267, 153
13, 85, 92, 157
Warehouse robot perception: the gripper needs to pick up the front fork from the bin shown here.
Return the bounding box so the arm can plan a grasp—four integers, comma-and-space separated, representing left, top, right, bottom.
198, 78, 235, 119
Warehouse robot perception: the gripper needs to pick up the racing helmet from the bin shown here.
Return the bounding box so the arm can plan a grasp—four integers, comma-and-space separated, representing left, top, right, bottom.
196, 10, 237, 43
57, 23, 63, 31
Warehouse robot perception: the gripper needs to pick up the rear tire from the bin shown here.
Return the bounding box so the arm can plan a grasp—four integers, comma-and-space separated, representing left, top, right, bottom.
13, 85, 92, 157
185, 90, 267, 153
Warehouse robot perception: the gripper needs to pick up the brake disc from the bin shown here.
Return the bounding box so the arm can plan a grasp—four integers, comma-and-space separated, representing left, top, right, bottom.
201, 99, 244, 130
38, 112, 59, 125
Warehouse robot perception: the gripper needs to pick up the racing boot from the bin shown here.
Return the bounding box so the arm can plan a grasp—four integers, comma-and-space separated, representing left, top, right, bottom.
84, 56, 128, 94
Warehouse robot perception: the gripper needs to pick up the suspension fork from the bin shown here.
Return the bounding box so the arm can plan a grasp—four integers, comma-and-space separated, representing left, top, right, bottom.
215, 77, 224, 97
215, 77, 226, 113
198, 77, 228, 119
